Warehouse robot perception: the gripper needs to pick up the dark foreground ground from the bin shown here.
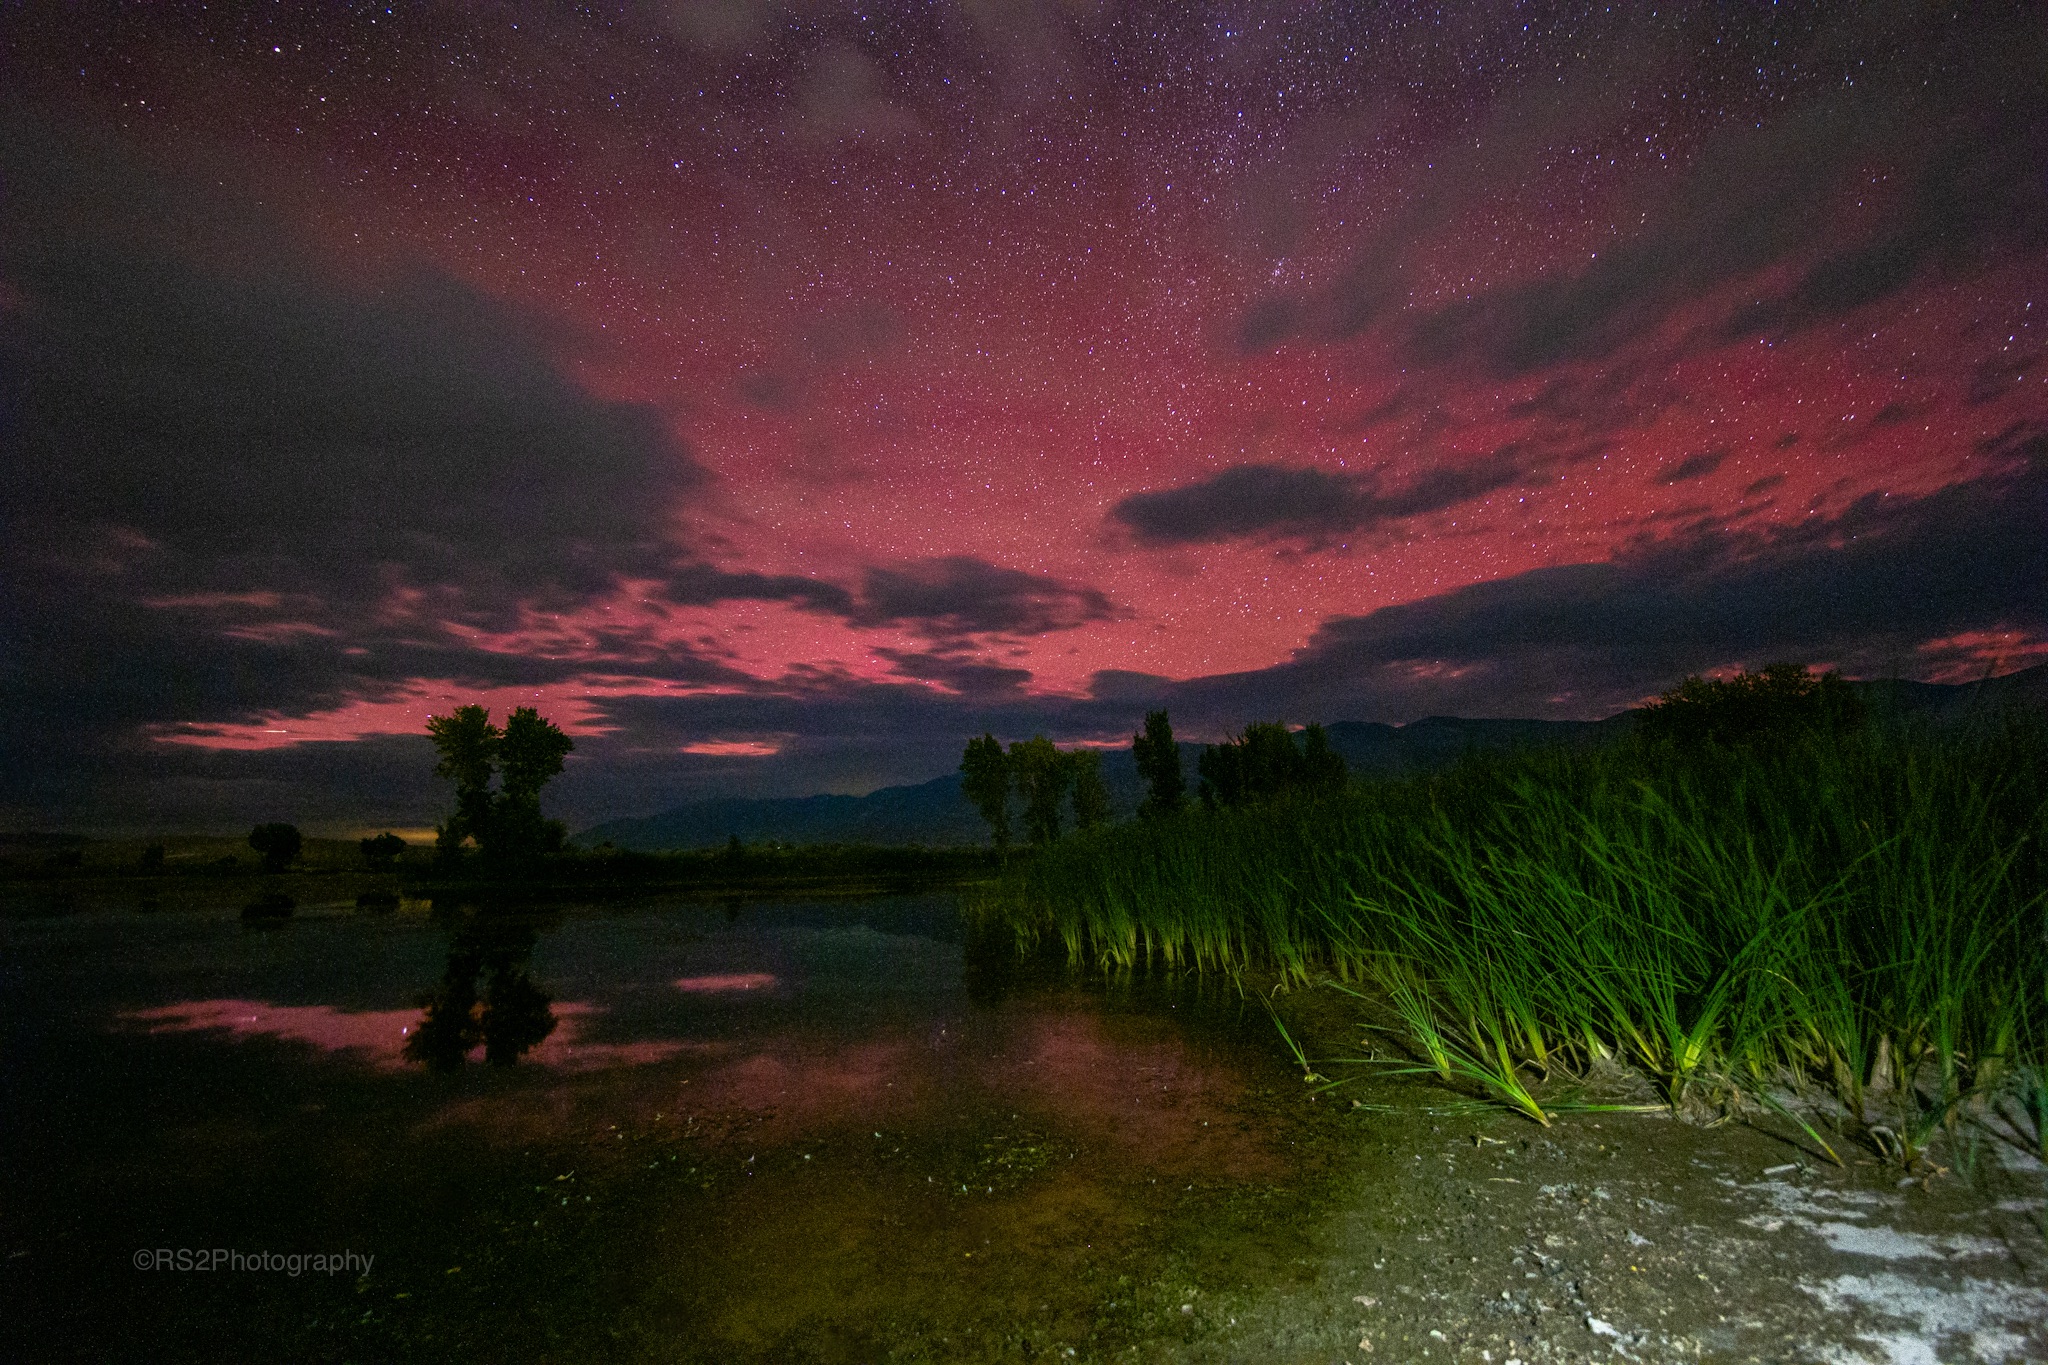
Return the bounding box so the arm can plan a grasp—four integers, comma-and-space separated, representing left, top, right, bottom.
2, 892, 2042, 1364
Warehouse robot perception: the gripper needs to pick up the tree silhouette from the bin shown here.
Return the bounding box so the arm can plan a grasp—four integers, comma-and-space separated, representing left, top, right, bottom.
1297, 723, 1347, 792
359, 831, 407, 869
1069, 749, 1111, 832
1132, 709, 1185, 817
1197, 722, 1348, 809
425, 705, 575, 870
1008, 736, 1073, 845
428, 705, 500, 860
494, 706, 576, 859
247, 822, 302, 873
960, 733, 1012, 853
1637, 663, 1864, 749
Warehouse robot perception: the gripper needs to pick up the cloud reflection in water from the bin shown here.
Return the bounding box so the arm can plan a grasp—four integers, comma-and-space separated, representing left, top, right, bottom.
118, 999, 698, 1072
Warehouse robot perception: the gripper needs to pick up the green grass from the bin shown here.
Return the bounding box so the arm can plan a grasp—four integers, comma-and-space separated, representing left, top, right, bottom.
970, 715, 2048, 1162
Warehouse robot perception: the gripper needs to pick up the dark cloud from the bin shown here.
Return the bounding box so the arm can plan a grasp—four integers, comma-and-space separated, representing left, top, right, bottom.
662, 563, 855, 614
2, 191, 704, 651
735, 371, 803, 412
1112, 465, 1360, 545
1236, 297, 1309, 353
0, 127, 834, 809
872, 648, 1035, 697
24, 464, 2041, 834
1969, 350, 2043, 407
571, 466, 2048, 816
1719, 107, 2048, 344
1978, 420, 2048, 468
1656, 448, 1730, 485
1156, 464, 2048, 726
850, 556, 1114, 638
1111, 450, 1545, 547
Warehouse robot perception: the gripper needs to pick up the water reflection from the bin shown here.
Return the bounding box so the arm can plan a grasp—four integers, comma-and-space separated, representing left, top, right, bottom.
119, 997, 697, 1071
673, 972, 777, 993
403, 904, 560, 1070
102, 895, 1281, 1178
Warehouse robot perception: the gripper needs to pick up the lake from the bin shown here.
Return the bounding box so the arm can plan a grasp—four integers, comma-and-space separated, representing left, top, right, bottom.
0, 893, 1350, 1362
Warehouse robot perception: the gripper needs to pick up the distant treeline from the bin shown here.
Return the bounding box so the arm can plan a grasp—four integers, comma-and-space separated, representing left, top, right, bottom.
959, 711, 1351, 852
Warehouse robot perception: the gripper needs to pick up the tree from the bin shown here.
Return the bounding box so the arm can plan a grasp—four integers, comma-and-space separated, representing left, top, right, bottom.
1197, 722, 1348, 810
1132, 709, 1185, 817
428, 704, 500, 857
493, 706, 575, 859
501, 706, 575, 804
359, 832, 407, 870
1008, 736, 1073, 845
960, 733, 1012, 853
248, 822, 302, 873
425, 704, 575, 869
1069, 749, 1111, 832
1636, 663, 1864, 750
1296, 723, 1347, 794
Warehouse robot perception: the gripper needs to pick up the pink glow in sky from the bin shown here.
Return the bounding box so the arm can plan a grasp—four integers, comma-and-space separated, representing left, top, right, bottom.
6, 4, 2045, 827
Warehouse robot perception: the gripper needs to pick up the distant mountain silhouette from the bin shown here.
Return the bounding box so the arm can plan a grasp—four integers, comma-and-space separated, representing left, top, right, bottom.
577, 663, 2047, 851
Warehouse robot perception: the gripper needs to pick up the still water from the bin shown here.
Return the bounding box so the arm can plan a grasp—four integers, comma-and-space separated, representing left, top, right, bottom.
1, 895, 1346, 1362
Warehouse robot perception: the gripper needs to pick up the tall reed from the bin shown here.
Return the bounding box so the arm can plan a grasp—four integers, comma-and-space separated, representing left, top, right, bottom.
972, 716, 2048, 1154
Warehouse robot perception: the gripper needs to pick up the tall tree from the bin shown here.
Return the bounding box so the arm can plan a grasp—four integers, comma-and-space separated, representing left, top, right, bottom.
959, 733, 1012, 853
428, 704, 500, 855
500, 706, 575, 804
495, 706, 575, 859
1069, 749, 1112, 832
1008, 736, 1073, 845
426, 704, 574, 868
1132, 709, 1185, 817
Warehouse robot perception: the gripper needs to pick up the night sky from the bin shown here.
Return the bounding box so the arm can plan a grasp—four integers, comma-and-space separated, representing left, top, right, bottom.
4, 2, 2045, 834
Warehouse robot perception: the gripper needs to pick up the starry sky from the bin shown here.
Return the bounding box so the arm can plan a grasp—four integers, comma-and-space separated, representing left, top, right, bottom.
3, 2, 2045, 834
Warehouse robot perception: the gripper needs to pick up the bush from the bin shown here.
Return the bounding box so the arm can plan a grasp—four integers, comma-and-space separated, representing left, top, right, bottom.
1635, 662, 1863, 749
248, 823, 303, 873
359, 832, 407, 870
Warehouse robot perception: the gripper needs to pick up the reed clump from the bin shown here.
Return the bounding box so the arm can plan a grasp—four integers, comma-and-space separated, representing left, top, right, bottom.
972, 715, 2048, 1160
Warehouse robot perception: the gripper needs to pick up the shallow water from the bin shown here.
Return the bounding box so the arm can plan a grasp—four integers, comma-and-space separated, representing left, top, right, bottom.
0, 895, 1349, 1362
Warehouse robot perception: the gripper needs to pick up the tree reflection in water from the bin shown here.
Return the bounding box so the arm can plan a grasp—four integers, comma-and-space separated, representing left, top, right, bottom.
403, 904, 560, 1070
